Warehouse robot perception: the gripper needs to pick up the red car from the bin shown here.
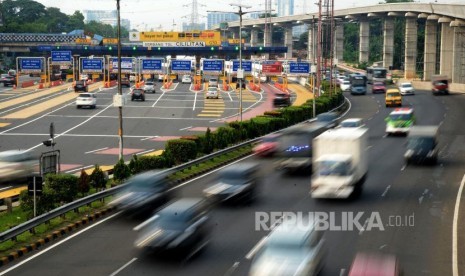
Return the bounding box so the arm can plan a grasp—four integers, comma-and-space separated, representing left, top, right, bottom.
373, 82, 386, 94
252, 134, 280, 157
348, 252, 401, 276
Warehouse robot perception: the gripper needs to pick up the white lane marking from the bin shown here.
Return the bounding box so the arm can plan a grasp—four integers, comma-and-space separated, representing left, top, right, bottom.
85, 147, 109, 154
245, 236, 268, 260
64, 164, 95, 173
0, 133, 158, 139
193, 91, 198, 110
340, 268, 346, 276
209, 90, 264, 123
47, 114, 213, 120
228, 92, 233, 102
24, 104, 113, 152
140, 136, 158, 141
0, 186, 12, 191
379, 244, 387, 250
439, 120, 444, 127
381, 185, 391, 197
452, 174, 465, 276
109, 257, 138, 276
400, 165, 406, 171
444, 113, 447, 118
136, 149, 155, 155
224, 261, 240, 276
365, 146, 373, 150
382, 134, 388, 138
151, 90, 166, 107
376, 110, 379, 114
418, 189, 429, 204
180, 126, 192, 131
358, 218, 370, 235
0, 212, 122, 276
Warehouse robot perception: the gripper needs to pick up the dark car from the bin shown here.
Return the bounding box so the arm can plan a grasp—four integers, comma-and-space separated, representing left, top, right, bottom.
109, 171, 174, 215
74, 80, 88, 92
1, 74, 15, 87
317, 112, 338, 129
273, 92, 291, 107
120, 77, 130, 88
134, 198, 211, 257
404, 126, 438, 165
203, 162, 260, 203
131, 88, 145, 101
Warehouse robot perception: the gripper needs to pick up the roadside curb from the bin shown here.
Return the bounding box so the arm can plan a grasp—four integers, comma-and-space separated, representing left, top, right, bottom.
0, 206, 116, 267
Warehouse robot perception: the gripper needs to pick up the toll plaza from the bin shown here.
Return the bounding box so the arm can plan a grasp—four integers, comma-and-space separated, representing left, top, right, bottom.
225, 60, 253, 91
200, 59, 224, 90
260, 60, 285, 91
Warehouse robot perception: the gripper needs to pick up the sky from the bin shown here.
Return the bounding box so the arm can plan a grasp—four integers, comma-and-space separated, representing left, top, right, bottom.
35, 0, 464, 31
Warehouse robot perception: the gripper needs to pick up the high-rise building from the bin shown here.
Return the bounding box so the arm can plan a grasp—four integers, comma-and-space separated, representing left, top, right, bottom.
277, 0, 294, 17
82, 10, 131, 30
207, 12, 239, 30
182, 22, 206, 31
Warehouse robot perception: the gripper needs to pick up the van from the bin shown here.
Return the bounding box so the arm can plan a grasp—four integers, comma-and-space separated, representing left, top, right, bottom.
385, 88, 402, 107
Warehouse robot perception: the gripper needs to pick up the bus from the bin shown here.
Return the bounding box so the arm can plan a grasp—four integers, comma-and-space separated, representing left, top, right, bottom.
349, 73, 367, 95
366, 67, 388, 84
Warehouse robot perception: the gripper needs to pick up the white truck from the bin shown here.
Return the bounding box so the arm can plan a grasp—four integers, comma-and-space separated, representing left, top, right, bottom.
310, 128, 368, 199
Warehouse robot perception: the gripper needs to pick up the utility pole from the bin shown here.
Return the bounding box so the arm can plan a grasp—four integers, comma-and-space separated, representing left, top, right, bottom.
116, 0, 124, 160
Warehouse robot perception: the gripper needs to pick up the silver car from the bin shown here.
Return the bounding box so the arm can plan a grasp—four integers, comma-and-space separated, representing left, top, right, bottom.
143, 81, 155, 93
208, 78, 218, 87
206, 87, 219, 99
399, 82, 415, 95
0, 150, 37, 183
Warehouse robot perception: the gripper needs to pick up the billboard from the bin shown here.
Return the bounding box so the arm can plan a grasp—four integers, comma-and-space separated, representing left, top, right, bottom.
141, 59, 163, 73
110, 57, 134, 73
51, 51, 72, 64
130, 31, 221, 46
202, 59, 223, 73
261, 61, 283, 75
289, 62, 310, 74
171, 60, 192, 72
20, 58, 43, 73
232, 60, 252, 72
82, 59, 103, 73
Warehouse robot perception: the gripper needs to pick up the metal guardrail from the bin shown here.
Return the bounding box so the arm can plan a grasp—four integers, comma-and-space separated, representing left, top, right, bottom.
0, 96, 348, 243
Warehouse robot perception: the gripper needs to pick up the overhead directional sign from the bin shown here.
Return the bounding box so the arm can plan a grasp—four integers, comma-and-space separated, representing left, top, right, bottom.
82, 58, 103, 73
51, 51, 72, 64
289, 62, 310, 74
171, 60, 192, 72
110, 57, 134, 73
20, 58, 43, 73
261, 60, 283, 75
202, 59, 223, 73
141, 59, 163, 73
232, 60, 252, 72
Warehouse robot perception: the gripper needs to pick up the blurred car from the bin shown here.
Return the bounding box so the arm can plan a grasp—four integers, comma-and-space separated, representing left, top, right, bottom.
79, 74, 89, 81
74, 80, 88, 92
0, 150, 37, 183
339, 118, 364, 128
131, 88, 145, 101
348, 252, 401, 276
110, 171, 174, 215
336, 76, 346, 86
120, 77, 130, 88
158, 74, 165, 82
253, 134, 281, 157
249, 218, 326, 276
405, 126, 438, 165
134, 198, 211, 256
143, 81, 156, 93
385, 107, 415, 135
373, 81, 386, 94
181, 75, 192, 84
129, 75, 136, 82
203, 162, 260, 203
76, 93, 96, 109
206, 87, 219, 99
1, 74, 15, 86
208, 77, 218, 87
317, 112, 338, 129
340, 80, 351, 92
273, 92, 291, 107
398, 82, 415, 95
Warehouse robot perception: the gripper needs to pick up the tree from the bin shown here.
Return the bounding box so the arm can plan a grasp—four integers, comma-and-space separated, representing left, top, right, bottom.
78, 169, 90, 195
89, 165, 107, 191
67, 11, 85, 30
113, 158, 131, 182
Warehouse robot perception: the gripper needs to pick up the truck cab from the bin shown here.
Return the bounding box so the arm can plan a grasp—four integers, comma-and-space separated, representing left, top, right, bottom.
432, 75, 449, 95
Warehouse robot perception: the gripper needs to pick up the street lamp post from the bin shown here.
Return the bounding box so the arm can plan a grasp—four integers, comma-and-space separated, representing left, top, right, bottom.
116, 0, 124, 159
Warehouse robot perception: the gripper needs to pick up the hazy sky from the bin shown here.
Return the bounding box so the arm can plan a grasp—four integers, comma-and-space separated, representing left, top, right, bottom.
35, 0, 463, 31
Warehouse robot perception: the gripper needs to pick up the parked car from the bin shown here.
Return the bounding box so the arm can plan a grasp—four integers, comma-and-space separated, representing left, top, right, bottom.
208, 77, 218, 87
340, 80, 351, 92
206, 87, 219, 99
110, 171, 174, 216
143, 81, 156, 93
1, 74, 15, 86
373, 81, 386, 94
339, 118, 364, 128
120, 77, 130, 88
134, 198, 211, 257
74, 80, 88, 92
0, 150, 37, 183
398, 82, 415, 95
182, 75, 192, 84
252, 133, 281, 157
348, 252, 401, 276
76, 93, 96, 109
131, 88, 145, 101
203, 162, 260, 203
249, 217, 326, 276
273, 92, 291, 107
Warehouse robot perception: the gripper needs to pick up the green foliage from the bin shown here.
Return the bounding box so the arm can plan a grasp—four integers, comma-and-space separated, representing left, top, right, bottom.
165, 139, 197, 164
343, 23, 359, 63
89, 165, 107, 191
113, 158, 131, 182
137, 155, 168, 171
128, 154, 141, 175
77, 169, 90, 195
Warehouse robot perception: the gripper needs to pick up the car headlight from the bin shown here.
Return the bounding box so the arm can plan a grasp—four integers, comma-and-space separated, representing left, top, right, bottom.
404, 149, 414, 158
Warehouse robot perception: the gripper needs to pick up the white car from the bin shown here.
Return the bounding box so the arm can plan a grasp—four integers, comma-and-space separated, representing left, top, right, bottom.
143, 81, 155, 93
76, 93, 97, 109
182, 75, 192, 84
0, 150, 37, 183
398, 82, 415, 95
80, 74, 89, 81
208, 77, 218, 87
339, 118, 364, 128
340, 80, 351, 92
206, 87, 219, 99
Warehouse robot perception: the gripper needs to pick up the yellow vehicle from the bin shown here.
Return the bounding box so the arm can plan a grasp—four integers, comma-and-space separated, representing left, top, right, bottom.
385, 88, 402, 107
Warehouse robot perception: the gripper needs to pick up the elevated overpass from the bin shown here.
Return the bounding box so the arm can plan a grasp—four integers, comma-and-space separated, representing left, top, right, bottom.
221, 3, 465, 83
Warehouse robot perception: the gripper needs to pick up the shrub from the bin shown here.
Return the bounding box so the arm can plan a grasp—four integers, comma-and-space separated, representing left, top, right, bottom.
129, 154, 142, 174
113, 158, 131, 182
165, 139, 197, 164
89, 165, 107, 191
138, 155, 168, 171
78, 169, 91, 195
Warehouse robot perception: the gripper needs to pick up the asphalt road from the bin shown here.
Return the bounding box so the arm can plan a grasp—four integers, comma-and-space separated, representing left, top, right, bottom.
2, 89, 465, 276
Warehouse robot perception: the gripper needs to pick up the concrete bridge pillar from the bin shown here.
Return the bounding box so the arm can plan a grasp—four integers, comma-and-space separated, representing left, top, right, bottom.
440, 20, 454, 77
250, 29, 258, 47
404, 16, 418, 79
231, 28, 240, 39
383, 17, 394, 69
452, 25, 465, 84
264, 26, 272, 47
284, 26, 293, 59
335, 24, 344, 63
308, 22, 316, 63
423, 19, 438, 81
359, 20, 370, 63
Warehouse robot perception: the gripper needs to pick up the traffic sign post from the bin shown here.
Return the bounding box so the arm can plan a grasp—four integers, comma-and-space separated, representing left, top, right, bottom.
170, 59, 192, 74
27, 176, 43, 218
201, 59, 224, 75
80, 57, 104, 75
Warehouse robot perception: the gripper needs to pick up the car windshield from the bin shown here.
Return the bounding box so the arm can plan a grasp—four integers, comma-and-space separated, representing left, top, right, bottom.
389, 114, 412, 121
262, 135, 279, 143
79, 94, 91, 98
208, 88, 217, 92
407, 137, 435, 150
341, 121, 359, 127
374, 82, 384, 86
317, 160, 350, 176
219, 170, 251, 185
387, 92, 400, 98
318, 114, 336, 122
210, 79, 217, 82
133, 89, 143, 94
145, 82, 154, 86
401, 83, 412, 88
155, 213, 190, 229
342, 81, 350, 84
373, 69, 387, 78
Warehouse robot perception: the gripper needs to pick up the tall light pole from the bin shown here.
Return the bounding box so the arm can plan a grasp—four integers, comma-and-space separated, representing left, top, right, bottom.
116, 0, 124, 159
